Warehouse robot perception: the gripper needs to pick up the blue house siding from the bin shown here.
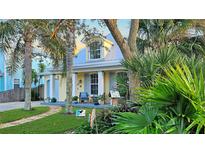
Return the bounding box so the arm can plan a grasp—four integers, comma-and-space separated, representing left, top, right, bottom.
0, 51, 5, 92
106, 34, 124, 60
0, 49, 47, 92
109, 72, 116, 90
84, 74, 90, 94
0, 77, 4, 92
73, 48, 86, 65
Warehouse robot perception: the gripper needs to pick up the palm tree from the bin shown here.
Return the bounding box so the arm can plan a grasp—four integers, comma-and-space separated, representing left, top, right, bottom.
137, 19, 205, 56
0, 19, 54, 110
65, 25, 75, 114
39, 19, 76, 113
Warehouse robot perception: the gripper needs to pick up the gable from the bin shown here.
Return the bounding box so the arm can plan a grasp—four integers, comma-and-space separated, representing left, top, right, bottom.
73, 34, 124, 65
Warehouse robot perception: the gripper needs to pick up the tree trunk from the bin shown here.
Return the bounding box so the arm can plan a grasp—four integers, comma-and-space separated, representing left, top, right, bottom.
24, 27, 33, 110
65, 28, 75, 114
104, 19, 140, 102
128, 70, 140, 101
104, 19, 132, 59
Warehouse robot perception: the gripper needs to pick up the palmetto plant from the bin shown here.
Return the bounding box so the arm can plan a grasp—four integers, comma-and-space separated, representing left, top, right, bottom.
109, 103, 178, 134
112, 62, 205, 134
122, 46, 183, 87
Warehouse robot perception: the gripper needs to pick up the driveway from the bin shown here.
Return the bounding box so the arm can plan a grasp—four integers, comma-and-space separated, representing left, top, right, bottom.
0, 101, 44, 112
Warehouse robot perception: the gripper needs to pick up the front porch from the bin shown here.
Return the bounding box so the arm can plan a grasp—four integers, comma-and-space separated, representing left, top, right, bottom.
72, 71, 116, 97
42, 59, 126, 102
41, 101, 112, 109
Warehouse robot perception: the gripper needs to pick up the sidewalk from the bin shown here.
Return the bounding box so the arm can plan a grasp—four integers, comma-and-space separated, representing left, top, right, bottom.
0, 101, 44, 112
0, 106, 61, 129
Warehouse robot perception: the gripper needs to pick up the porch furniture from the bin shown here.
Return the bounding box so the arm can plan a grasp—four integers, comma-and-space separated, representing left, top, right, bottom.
79, 92, 89, 103
44, 97, 51, 103
109, 90, 121, 106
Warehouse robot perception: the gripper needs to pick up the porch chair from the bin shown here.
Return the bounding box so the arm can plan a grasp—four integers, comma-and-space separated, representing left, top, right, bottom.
79, 92, 89, 103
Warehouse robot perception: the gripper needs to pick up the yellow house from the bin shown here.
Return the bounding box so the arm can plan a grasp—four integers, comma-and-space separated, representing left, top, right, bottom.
41, 34, 126, 101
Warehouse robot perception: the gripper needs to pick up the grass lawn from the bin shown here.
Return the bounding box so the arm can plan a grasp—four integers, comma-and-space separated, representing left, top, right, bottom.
0, 107, 93, 134
0, 107, 50, 124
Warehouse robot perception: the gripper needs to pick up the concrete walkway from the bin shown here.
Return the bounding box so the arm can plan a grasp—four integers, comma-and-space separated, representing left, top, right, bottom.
0, 106, 61, 129
0, 101, 44, 112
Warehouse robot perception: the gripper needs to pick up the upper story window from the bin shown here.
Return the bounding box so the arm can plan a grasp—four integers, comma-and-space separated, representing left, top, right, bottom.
89, 41, 101, 59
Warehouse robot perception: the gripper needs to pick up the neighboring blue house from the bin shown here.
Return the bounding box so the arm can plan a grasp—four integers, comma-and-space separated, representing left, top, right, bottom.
0, 48, 48, 92
0, 50, 22, 92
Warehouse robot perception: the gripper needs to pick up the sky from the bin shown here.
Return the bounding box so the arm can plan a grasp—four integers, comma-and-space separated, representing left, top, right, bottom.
78, 19, 131, 40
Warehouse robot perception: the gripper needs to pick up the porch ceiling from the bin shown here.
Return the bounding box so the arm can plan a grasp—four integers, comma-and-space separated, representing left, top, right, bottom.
73, 65, 125, 73
73, 59, 125, 73
39, 59, 126, 75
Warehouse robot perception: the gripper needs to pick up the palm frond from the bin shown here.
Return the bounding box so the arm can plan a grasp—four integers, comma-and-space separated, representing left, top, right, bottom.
6, 36, 24, 75
0, 21, 17, 52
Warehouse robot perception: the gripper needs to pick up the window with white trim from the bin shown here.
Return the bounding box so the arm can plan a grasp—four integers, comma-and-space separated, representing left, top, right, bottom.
89, 41, 101, 59
90, 74, 98, 95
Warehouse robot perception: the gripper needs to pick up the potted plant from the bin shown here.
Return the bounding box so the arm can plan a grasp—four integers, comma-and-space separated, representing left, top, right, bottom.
72, 96, 79, 104
98, 94, 105, 104
51, 97, 57, 103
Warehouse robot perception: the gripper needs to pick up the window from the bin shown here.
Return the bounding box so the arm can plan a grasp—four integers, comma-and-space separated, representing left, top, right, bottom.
89, 41, 101, 59
14, 79, 20, 85
90, 74, 98, 95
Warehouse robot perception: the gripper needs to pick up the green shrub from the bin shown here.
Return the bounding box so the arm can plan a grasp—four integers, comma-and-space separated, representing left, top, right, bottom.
72, 96, 78, 101
116, 72, 129, 98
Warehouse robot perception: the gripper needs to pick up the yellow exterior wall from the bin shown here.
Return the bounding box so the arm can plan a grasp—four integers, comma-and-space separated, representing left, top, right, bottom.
43, 71, 112, 101
103, 41, 112, 58
76, 73, 84, 96
59, 75, 66, 101
104, 71, 110, 96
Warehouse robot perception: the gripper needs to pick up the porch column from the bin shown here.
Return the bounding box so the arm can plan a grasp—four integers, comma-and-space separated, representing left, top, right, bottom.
98, 71, 104, 95
72, 73, 77, 96
44, 77, 47, 99
50, 74, 54, 98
